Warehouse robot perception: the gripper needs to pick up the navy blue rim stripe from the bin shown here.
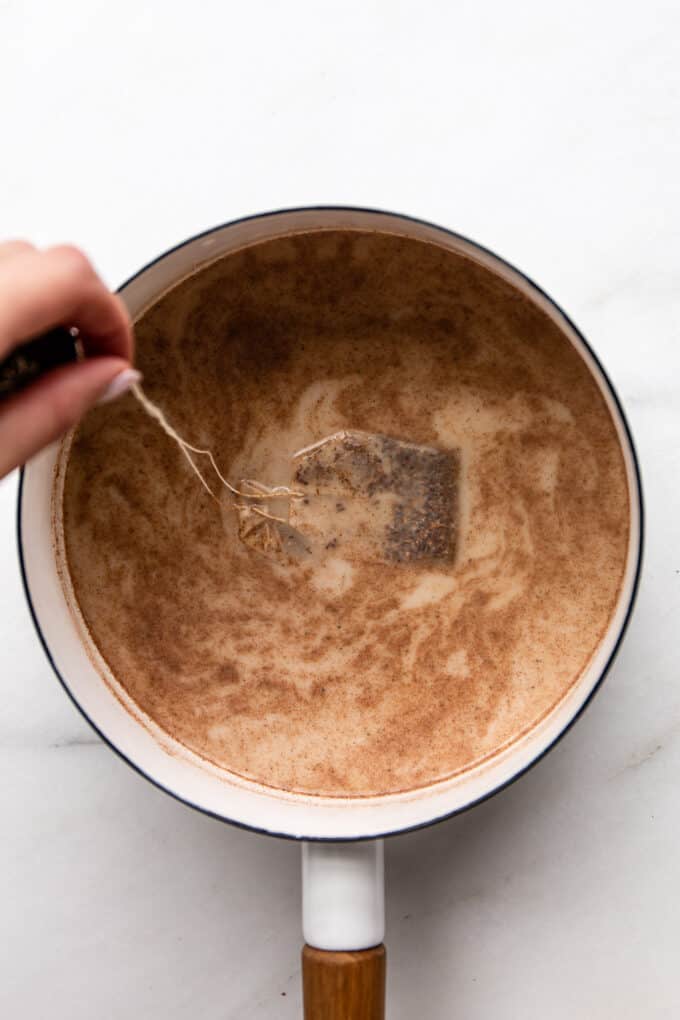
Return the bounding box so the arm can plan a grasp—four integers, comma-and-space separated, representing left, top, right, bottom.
16, 205, 645, 843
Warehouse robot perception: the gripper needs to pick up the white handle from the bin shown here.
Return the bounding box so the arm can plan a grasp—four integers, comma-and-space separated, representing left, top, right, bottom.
302, 840, 385, 951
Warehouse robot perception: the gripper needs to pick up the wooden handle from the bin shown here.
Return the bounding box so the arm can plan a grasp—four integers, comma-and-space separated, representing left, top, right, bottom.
302, 944, 386, 1020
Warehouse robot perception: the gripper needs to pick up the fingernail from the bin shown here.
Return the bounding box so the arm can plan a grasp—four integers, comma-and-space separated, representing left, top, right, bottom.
98, 368, 142, 405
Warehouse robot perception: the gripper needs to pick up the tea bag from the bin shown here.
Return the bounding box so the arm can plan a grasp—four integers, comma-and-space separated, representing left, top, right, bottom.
290, 430, 459, 564
235, 430, 459, 566
130, 386, 459, 568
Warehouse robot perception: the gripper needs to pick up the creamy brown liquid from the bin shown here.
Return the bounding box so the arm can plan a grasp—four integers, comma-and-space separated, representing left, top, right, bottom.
58, 230, 630, 797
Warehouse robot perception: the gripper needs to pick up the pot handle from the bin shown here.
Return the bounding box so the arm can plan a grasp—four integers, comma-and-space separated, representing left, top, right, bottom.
302, 944, 386, 1019
301, 840, 385, 1019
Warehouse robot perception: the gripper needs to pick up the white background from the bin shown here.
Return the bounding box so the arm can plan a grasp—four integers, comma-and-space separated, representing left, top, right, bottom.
1, 2, 679, 1017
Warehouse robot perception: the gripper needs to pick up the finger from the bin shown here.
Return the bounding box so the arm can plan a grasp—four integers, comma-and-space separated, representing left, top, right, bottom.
0, 245, 133, 362
0, 357, 131, 478
0, 240, 37, 263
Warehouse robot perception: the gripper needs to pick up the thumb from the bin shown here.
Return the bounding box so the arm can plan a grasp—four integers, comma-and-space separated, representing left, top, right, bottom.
0, 358, 139, 477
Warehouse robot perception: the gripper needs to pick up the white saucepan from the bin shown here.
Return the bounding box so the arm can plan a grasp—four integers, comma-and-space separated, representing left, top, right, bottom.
18, 208, 643, 1019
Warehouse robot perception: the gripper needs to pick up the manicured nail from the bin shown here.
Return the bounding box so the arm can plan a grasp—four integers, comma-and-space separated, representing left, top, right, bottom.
98, 368, 142, 405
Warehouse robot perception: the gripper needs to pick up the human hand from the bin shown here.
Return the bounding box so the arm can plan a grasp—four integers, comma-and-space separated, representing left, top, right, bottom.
0, 240, 137, 479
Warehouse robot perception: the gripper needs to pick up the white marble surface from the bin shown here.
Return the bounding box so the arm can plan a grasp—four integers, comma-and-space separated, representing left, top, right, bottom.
1, 2, 679, 1016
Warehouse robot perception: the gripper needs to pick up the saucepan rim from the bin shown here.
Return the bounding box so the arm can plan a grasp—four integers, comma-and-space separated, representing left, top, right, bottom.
17, 206, 644, 841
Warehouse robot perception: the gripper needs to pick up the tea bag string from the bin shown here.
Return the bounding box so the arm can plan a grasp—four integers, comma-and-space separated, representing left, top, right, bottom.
130, 382, 303, 520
